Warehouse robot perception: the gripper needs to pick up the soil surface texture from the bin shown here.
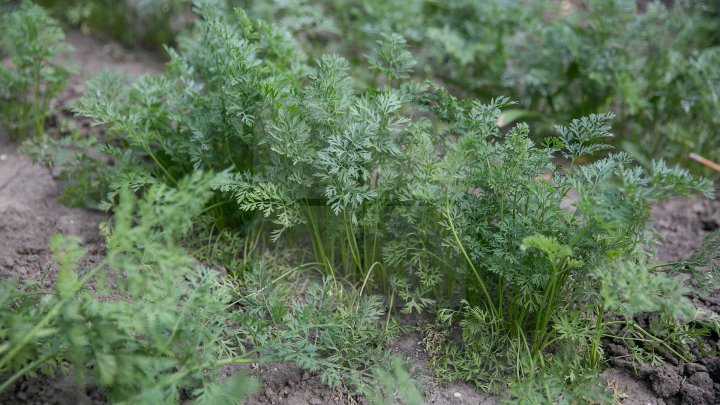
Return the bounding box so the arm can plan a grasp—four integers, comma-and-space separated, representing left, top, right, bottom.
600, 198, 720, 405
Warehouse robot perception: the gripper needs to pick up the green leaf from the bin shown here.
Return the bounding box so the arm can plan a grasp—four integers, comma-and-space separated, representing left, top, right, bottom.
96, 353, 118, 386
367, 357, 423, 405
50, 235, 85, 298
521, 234, 572, 263
194, 375, 259, 405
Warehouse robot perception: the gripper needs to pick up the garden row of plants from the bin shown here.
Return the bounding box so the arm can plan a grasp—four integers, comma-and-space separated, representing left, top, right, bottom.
1, 1, 719, 404
29, 0, 720, 174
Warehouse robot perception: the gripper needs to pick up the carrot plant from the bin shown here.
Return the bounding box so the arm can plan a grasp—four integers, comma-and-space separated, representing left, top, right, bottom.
419, 97, 715, 391
240, 0, 720, 172
36, 0, 194, 51
0, 173, 262, 403
214, 34, 424, 280
62, 2, 306, 212
31, 0, 718, 401
0, 172, 421, 403
0, 1, 72, 140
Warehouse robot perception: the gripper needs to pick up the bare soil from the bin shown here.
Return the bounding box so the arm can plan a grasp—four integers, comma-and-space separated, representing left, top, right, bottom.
600, 198, 720, 405
1, 29, 719, 405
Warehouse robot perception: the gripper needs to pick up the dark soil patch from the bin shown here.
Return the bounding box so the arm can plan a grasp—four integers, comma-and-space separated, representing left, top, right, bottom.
221, 363, 361, 405
0, 375, 106, 405
0, 139, 106, 286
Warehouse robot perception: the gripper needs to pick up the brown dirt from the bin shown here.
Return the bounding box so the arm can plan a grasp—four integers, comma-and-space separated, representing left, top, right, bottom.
57, 30, 164, 103
221, 363, 367, 405
0, 138, 106, 287
602, 196, 720, 405
2, 28, 720, 405
651, 197, 720, 263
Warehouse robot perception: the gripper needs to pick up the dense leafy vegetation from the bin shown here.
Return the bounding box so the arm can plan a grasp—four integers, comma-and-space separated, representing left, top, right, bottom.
0, 174, 419, 403
34, 0, 191, 51
31, 0, 720, 172
2, 1, 719, 404
0, 1, 72, 140
239, 0, 720, 172
0, 174, 261, 403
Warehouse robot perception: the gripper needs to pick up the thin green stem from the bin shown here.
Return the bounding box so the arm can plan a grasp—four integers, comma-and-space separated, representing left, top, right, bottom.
343, 213, 363, 277
33, 71, 43, 141
649, 261, 684, 270
142, 144, 177, 185
385, 289, 395, 333
532, 258, 569, 354
444, 192, 497, 316
0, 350, 57, 393
305, 205, 332, 276
358, 261, 381, 298
0, 261, 105, 370
589, 304, 605, 369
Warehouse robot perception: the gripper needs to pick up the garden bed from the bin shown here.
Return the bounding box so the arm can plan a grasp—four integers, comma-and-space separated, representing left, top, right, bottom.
2, 4, 719, 404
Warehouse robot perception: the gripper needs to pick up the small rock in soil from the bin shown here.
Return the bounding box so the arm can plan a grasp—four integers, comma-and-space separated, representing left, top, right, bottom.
681, 372, 714, 405
650, 364, 683, 398
684, 363, 708, 376
701, 220, 719, 232
607, 342, 629, 357
701, 357, 720, 382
